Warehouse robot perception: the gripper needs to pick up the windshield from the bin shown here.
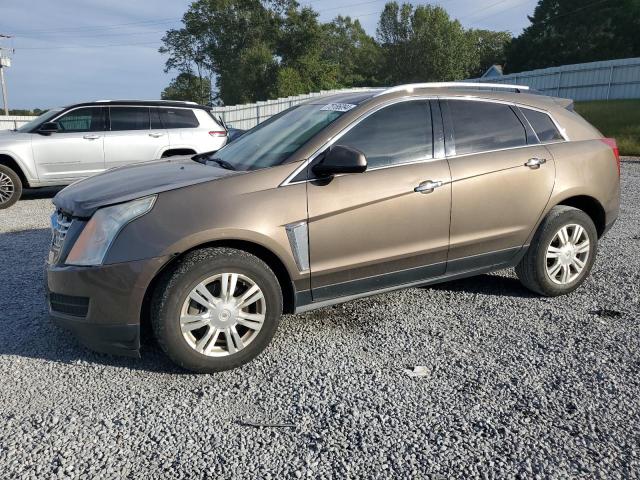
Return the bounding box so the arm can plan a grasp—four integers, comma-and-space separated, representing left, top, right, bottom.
16, 109, 62, 132
209, 104, 351, 171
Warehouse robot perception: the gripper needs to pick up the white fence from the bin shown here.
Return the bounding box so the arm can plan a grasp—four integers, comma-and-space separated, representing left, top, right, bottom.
470, 57, 640, 102
0, 115, 35, 130
4, 57, 640, 131
210, 88, 374, 130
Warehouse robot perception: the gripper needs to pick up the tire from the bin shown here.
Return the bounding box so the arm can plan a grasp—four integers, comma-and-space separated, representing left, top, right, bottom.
151, 247, 283, 373
0, 165, 22, 209
516, 206, 598, 296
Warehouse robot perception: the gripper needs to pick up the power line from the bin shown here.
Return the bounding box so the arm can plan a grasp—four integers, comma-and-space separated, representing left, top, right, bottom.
459, 0, 528, 21
15, 41, 161, 51
11, 17, 180, 36
464, 0, 533, 24
534, 0, 610, 24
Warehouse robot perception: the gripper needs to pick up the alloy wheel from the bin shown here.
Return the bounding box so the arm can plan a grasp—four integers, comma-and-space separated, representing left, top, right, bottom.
180, 273, 266, 357
545, 224, 590, 285
0, 172, 14, 205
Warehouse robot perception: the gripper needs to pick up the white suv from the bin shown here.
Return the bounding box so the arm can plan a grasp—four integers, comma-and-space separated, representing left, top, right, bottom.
0, 100, 228, 208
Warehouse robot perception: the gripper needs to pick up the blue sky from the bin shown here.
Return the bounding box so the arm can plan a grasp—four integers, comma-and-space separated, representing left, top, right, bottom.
1, 0, 538, 109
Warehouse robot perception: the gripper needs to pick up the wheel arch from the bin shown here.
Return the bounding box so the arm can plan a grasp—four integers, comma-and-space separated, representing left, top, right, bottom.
555, 195, 606, 237
161, 148, 197, 158
140, 239, 296, 341
0, 153, 29, 187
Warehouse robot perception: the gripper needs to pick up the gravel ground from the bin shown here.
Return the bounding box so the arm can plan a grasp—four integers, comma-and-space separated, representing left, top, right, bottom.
0, 160, 639, 479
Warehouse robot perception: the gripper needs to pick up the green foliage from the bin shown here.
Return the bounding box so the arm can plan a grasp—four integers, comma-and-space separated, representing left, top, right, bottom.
575, 100, 640, 156
466, 29, 512, 79
323, 16, 383, 87
159, 1, 513, 104
377, 3, 481, 83
161, 72, 212, 104
506, 0, 640, 73
274, 6, 341, 96
9, 109, 44, 116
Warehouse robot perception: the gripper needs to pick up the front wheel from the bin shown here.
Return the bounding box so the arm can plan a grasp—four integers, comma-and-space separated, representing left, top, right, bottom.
151, 248, 283, 373
0, 165, 22, 209
516, 206, 598, 296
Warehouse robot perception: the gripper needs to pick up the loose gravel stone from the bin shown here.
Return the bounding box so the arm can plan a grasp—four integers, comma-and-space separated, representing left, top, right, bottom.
0, 160, 638, 478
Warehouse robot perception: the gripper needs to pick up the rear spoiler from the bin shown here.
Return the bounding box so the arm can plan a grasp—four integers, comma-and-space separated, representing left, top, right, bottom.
553, 97, 574, 111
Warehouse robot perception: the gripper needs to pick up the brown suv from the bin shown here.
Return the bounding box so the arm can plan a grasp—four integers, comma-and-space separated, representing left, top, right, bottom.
46, 83, 620, 372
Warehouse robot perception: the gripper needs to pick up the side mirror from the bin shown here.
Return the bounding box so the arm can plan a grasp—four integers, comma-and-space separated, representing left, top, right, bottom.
312, 145, 367, 178
38, 122, 59, 135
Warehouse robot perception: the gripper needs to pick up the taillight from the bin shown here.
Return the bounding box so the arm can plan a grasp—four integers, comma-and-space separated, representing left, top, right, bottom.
600, 138, 620, 176
209, 130, 226, 137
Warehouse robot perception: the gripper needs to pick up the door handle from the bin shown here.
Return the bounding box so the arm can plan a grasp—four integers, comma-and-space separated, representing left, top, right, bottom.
149, 132, 165, 138
83, 134, 101, 140
414, 180, 443, 194
525, 157, 547, 169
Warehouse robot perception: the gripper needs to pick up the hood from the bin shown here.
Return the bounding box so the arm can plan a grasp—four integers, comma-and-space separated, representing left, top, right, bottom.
53, 156, 243, 217
0, 129, 31, 142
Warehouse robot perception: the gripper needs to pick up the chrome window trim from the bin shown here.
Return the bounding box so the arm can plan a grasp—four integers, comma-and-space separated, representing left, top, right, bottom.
279, 95, 569, 187
50, 104, 197, 124
49, 105, 107, 130
517, 105, 568, 144
280, 96, 439, 186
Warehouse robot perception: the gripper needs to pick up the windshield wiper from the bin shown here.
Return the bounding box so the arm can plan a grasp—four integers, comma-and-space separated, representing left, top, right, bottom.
207, 158, 237, 171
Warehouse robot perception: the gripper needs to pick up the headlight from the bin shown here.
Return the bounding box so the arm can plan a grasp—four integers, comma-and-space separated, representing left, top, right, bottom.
66, 196, 156, 266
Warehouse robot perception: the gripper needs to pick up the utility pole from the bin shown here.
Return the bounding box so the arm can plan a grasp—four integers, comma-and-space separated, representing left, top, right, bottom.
0, 34, 12, 116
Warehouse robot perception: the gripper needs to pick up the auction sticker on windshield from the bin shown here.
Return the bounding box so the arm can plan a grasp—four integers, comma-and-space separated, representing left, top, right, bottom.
320, 103, 357, 112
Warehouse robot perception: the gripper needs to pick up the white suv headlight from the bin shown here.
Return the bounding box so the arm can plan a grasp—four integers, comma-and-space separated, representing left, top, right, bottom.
66, 196, 156, 266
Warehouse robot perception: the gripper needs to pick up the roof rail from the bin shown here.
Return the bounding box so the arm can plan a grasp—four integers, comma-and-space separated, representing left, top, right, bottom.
93, 99, 199, 104
376, 82, 530, 96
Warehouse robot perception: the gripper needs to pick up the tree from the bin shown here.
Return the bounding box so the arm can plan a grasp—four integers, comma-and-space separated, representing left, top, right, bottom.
273, 6, 340, 96
377, 2, 472, 84
465, 29, 512, 78
506, 0, 640, 73
323, 16, 383, 87
161, 0, 292, 105
161, 72, 212, 104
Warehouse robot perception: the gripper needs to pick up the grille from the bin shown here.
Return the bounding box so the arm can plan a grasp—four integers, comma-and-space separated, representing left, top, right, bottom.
49, 210, 73, 264
50, 293, 90, 317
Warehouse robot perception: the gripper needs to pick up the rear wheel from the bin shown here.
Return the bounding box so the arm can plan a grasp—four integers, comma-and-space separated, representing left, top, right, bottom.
0, 165, 22, 209
516, 206, 598, 296
151, 247, 283, 373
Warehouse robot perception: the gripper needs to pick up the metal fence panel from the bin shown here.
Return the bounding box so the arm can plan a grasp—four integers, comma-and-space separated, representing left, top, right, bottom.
210, 87, 373, 129
469, 57, 640, 101
0, 115, 36, 130
3, 58, 639, 131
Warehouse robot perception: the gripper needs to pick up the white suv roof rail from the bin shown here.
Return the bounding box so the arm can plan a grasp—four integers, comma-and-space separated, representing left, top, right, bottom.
376, 82, 530, 96
93, 99, 199, 105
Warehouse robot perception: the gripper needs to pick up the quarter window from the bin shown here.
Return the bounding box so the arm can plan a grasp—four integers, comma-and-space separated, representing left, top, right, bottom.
445, 100, 527, 155
521, 108, 564, 142
336, 101, 433, 169
159, 108, 199, 128
55, 107, 105, 132
110, 107, 150, 131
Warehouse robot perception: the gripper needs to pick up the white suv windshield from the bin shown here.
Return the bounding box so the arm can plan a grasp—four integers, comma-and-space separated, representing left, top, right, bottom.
16, 109, 63, 132
210, 104, 349, 171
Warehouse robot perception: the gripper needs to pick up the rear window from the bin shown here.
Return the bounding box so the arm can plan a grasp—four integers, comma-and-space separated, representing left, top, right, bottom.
110, 107, 150, 131
521, 108, 564, 142
159, 108, 199, 129
445, 100, 527, 155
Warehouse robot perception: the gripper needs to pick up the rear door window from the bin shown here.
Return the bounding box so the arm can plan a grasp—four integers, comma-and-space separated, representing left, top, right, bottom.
109, 107, 150, 131
159, 108, 199, 129
444, 100, 527, 155
521, 108, 564, 142
336, 100, 433, 169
